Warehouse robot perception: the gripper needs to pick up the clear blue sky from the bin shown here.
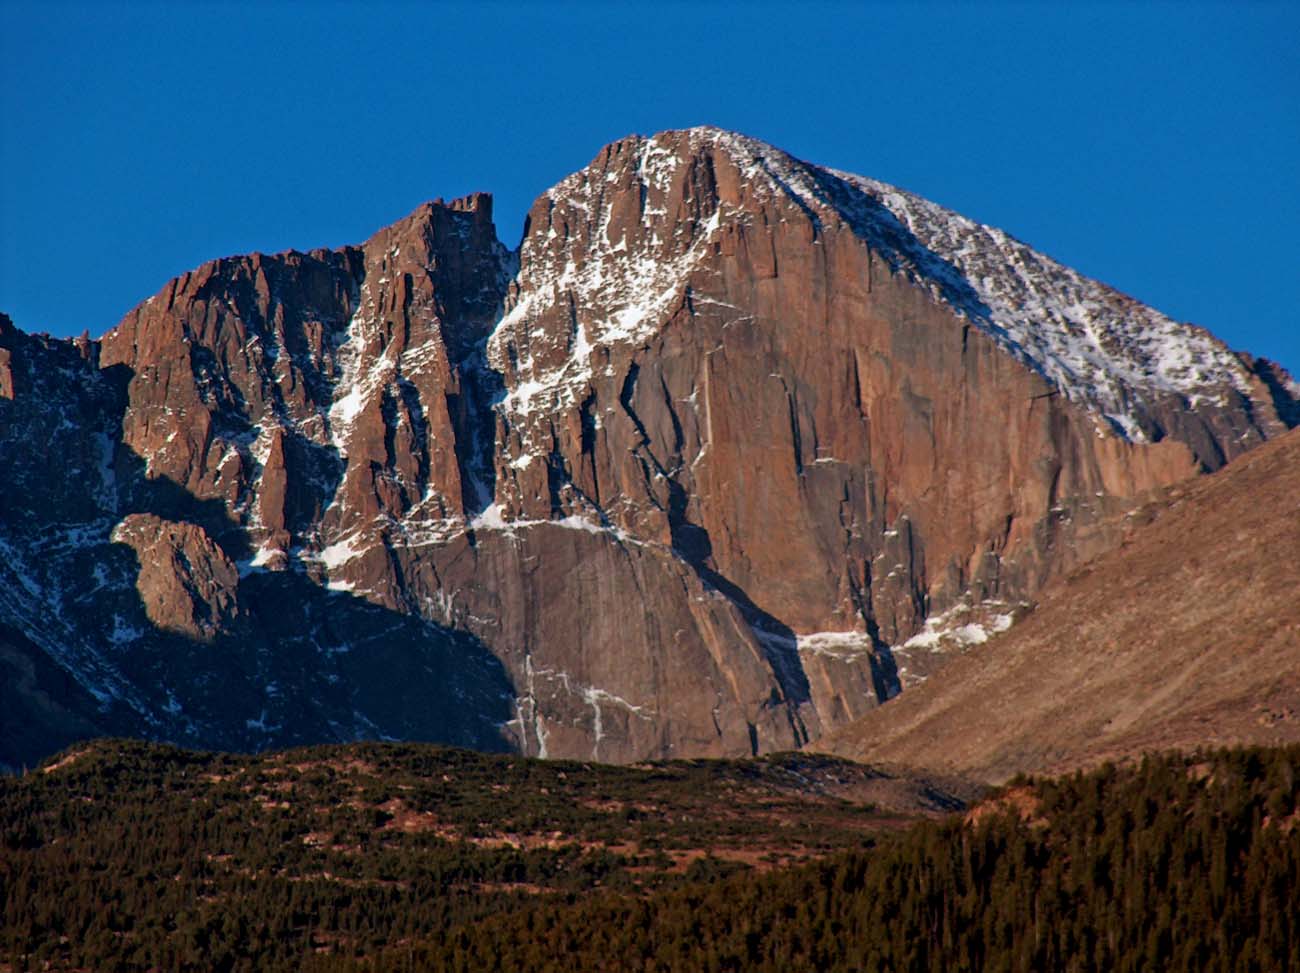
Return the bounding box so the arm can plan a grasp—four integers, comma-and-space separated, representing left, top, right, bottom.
2, 1, 1297, 374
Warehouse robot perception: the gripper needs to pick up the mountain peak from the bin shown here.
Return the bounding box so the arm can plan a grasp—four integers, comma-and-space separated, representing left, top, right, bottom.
1, 128, 1296, 771
516, 126, 1292, 445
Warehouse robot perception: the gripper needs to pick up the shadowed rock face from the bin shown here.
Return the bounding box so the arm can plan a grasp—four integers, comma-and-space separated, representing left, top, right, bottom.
1, 128, 1295, 769
110, 514, 241, 642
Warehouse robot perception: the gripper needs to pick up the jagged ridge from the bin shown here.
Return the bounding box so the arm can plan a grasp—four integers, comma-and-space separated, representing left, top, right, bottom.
0, 127, 1296, 771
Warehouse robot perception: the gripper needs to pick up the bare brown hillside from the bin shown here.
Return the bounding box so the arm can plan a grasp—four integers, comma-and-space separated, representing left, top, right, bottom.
816, 426, 1300, 782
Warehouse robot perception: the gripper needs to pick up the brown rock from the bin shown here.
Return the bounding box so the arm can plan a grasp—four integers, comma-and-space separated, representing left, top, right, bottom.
96, 195, 508, 554
111, 513, 241, 642
0, 346, 13, 400
1, 129, 1296, 766
815, 426, 1300, 782
411, 525, 809, 761
480, 128, 1290, 729
256, 427, 289, 547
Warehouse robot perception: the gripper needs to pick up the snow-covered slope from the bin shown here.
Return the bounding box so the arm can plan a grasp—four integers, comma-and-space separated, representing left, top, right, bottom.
487, 136, 727, 421
831, 171, 1253, 440
715, 127, 1265, 440
492, 126, 1267, 444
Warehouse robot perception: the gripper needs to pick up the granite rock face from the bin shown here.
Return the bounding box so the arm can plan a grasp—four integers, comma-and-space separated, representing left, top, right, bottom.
109, 514, 241, 642
1, 128, 1296, 770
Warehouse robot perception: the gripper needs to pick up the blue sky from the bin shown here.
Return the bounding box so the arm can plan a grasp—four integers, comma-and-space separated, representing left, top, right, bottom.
2, 1, 1297, 374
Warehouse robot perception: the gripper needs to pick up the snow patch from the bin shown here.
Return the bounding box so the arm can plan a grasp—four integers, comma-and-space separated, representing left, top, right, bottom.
796, 631, 876, 660
488, 131, 728, 426
900, 603, 1016, 652
824, 171, 1254, 440
888, 599, 1022, 688
468, 504, 638, 545
237, 542, 284, 577
245, 709, 281, 734
107, 614, 146, 646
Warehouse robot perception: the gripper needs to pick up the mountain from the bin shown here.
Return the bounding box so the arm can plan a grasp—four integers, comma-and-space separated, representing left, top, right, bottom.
815, 424, 1300, 781
1, 127, 1296, 770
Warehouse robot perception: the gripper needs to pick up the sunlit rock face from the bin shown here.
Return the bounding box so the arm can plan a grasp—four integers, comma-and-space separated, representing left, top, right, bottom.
1, 128, 1295, 770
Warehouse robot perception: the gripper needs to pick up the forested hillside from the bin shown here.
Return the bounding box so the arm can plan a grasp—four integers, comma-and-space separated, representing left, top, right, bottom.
2, 742, 1297, 971
0, 740, 963, 971
404, 747, 1299, 973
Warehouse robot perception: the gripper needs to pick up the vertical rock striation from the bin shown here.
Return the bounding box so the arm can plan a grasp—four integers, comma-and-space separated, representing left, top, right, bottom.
0, 128, 1295, 769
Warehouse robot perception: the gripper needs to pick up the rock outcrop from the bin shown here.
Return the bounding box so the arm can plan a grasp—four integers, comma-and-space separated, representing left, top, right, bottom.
814, 426, 1300, 782
0, 128, 1296, 770
110, 514, 241, 642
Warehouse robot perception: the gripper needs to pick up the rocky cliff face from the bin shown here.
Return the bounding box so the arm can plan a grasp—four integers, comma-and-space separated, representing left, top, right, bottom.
1, 128, 1295, 770
814, 425, 1300, 782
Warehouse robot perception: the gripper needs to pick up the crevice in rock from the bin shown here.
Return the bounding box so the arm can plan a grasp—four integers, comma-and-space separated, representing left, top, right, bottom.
397, 376, 431, 500
579, 390, 600, 504
449, 350, 505, 517
617, 356, 812, 709
1250, 357, 1300, 428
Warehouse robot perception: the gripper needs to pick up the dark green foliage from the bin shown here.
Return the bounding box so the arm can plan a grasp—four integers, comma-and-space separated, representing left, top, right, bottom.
0, 740, 895, 970
381, 746, 1299, 973
2, 741, 1298, 971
